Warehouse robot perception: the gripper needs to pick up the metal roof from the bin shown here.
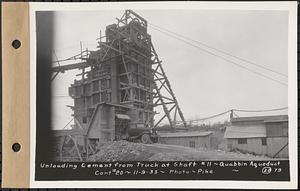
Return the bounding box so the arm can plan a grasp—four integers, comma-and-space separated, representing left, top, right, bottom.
224, 125, 266, 139
231, 115, 288, 123
158, 131, 213, 138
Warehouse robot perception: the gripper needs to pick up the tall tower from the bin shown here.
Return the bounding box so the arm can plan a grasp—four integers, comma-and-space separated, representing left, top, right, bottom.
62, 10, 186, 141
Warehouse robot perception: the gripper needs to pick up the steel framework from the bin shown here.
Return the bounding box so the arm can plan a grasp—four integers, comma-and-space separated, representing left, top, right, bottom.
52, 10, 187, 131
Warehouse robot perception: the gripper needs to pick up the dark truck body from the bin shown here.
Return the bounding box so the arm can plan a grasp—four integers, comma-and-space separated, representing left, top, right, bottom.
126, 123, 159, 143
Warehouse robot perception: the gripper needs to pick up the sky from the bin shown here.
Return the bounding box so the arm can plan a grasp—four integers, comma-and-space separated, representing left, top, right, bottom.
51, 9, 288, 130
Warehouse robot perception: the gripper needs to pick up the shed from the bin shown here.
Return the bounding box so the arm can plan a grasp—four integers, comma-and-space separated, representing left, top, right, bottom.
224, 124, 267, 156
158, 131, 213, 149
224, 115, 288, 158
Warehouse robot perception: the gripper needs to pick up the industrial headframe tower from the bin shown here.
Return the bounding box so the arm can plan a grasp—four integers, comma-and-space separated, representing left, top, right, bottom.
52, 10, 187, 146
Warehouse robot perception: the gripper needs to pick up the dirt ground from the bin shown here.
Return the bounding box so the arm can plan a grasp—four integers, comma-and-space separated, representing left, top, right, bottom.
87, 140, 274, 162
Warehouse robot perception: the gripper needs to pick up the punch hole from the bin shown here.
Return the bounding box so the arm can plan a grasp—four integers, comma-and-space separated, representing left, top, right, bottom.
12, 143, 21, 152
12, 39, 21, 49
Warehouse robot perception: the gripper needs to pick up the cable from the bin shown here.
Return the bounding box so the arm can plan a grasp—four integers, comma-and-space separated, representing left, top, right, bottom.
234, 107, 288, 113
150, 25, 288, 86
187, 110, 232, 122
52, 50, 61, 67
149, 22, 288, 78
62, 118, 74, 129
182, 107, 288, 123
233, 112, 239, 118
149, 25, 288, 87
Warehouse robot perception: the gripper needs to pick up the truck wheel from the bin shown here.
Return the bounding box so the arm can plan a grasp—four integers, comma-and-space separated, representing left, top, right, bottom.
141, 134, 151, 144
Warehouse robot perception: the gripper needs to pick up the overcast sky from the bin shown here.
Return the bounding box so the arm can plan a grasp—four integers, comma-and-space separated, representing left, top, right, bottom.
51, 9, 288, 129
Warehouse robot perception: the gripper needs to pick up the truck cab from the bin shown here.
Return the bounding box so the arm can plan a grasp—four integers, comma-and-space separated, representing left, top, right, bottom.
127, 123, 159, 144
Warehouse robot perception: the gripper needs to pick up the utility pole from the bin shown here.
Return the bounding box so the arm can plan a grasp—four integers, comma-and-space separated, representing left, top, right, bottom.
230, 109, 234, 121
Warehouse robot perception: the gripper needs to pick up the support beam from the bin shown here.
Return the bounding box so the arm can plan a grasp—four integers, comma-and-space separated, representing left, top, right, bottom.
151, 42, 187, 128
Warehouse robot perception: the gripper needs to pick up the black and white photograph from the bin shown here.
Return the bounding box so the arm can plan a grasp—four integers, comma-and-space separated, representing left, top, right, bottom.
30, 2, 297, 189
49, 9, 290, 162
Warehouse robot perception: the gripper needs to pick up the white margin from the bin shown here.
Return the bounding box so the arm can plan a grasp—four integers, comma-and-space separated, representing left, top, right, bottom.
29, 3, 37, 189
29, 1, 298, 189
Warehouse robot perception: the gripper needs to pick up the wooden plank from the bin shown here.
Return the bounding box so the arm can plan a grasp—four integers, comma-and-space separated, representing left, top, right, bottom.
52, 61, 89, 73
2, 2, 30, 188
52, 129, 84, 137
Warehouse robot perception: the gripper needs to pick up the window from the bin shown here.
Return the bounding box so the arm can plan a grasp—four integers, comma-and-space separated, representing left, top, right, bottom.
88, 108, 94, 118
92, 81, 99, 92
139, 111, 143, 122
145, 79, 150, 89
84, 84, 91, 95
92, 93, 100, 104
261, 137, 267, 146
119, 64, 126, 73
100, 79, 107, 89
120, 90, 128, 102
140, 90, 146, 101
132, 74, 138, 84
134, 88, 139, 100
75, 98, 83, 106
107, 79, 111, 88
68, 86, 75, 97
189, 141, 195, 148
237, 138, 247, 144
86, 97, 92, 105
75, 86, 82, 96
100, 92, 106, 102
82, 117, 87, 124
145, 112, 149, 121
107, 92, 111, 102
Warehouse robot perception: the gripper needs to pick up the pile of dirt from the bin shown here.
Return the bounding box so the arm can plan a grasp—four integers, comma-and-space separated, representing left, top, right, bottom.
87, 140, 273, 162
88, 140, 154, 162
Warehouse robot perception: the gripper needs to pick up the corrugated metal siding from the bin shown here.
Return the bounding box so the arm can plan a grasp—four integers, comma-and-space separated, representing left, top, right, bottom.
231, 120, 263, 126
224, 125, 266, 138
231, 115, 288, 123
266, 122, 288, 137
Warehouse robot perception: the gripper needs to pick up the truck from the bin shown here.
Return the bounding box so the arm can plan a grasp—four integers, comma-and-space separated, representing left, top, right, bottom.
126, 123, 159, 144
85, 103, 159, 145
